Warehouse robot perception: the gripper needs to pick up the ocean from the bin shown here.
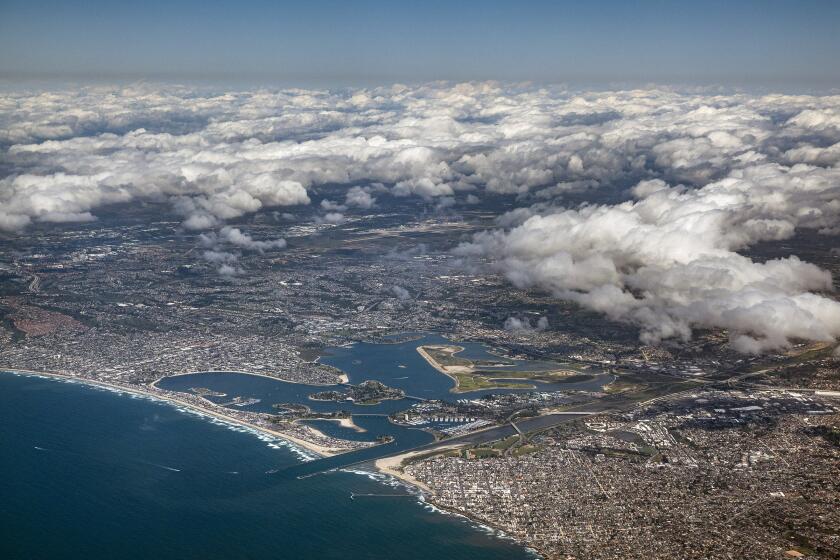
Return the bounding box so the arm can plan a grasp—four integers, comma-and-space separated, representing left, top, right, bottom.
0, 373, 535, 560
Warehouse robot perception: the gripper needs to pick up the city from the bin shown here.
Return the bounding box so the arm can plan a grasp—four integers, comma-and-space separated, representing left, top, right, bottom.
2, 194, 838, 558
2, 5, 840, 555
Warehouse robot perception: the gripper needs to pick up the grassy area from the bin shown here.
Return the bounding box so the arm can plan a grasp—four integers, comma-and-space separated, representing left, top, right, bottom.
400, 448, 461, 467
462, 437, 542, 459
452, 370, 586, 392
603, 378, 644, 394
420, 344, 594, 393
451, 371, 532, 392
423, 345, 471, 367
785, 342, 836, 362
599, 371, 700, 404
618, 380, 697, 403
491, 436, 520, 451
470, 448, 500, 459
748, 342, 837, 373
474, 369, 592, 382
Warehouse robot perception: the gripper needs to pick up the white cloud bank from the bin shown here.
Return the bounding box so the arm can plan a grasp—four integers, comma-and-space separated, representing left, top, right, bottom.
2, 82, 837, 233
2, 82, 839, 351
457, 165, 840, 352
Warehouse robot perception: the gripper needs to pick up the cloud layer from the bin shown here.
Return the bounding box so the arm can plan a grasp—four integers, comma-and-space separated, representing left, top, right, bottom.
2, 83, 840, 231
2, 82, 839, 351
459, 165, 840, 351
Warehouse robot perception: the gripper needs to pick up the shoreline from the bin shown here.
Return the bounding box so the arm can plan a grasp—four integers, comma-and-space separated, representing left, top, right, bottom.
373, 447, 544, 559
417, 345, 604, 393
374, 448, 445, 494
312, 416, 366, 432
416, 345, 464, 391
421, 498, 543, 559
151, 369, 347, 387
0, 367, 351, 458
416, 345, 536, 393
4, 366, 542, 557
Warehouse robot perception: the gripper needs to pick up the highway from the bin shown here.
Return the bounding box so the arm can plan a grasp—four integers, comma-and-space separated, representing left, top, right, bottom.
295, 411, 595, 477
287, 363, 783, 480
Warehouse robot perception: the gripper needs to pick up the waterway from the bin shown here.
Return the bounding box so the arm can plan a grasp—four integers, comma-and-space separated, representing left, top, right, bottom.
0, 372, 536, 559
155, 334, 611, 474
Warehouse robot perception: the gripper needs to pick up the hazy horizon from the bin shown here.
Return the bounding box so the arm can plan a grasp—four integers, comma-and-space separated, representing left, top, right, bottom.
2, 0, 839, 88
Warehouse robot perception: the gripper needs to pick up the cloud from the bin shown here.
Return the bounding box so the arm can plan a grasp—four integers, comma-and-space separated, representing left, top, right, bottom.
392, 177, 455, 199
434, 196, 456, 212
182, 212, 220, 231
785, 108, 840, 132
315, 212, 345, 225
202, 250, 238, 264
385, 243, 429, 261
200, 226, 286, 252
391, 285, 411, 301
197, 226, 285, 276
3, 83, 840, 236
345, 186, 377, 209
504, 316, 549, 333
217, 264, 240, 278
201, 249, 242, 276
458, 164, 840, 352
320, 199, 347, 212
2, 82, 839, 354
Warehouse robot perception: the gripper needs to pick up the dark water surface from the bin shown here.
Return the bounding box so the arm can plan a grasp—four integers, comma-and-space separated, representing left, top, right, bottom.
0, 373, 535, 560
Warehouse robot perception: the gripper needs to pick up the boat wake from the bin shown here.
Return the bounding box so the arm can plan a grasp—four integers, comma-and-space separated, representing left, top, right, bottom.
149, 463, 181, 472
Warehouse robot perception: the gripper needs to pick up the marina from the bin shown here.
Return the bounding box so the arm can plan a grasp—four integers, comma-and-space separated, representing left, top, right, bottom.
154, 334, 613, 473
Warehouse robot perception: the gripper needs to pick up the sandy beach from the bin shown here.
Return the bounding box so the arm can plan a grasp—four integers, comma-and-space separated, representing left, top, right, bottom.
152, 368, 346, 387
374, 444, 465, 494
416, 345, 468, 389
4, 367, 537, 556
373, 445, 542, 557
0, 367, 352, 457
375, 451, 435, 494
319, 416, 366, 432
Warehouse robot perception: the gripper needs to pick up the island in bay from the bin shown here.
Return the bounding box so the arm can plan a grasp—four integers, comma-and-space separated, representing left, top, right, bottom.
310, 380, 406, 405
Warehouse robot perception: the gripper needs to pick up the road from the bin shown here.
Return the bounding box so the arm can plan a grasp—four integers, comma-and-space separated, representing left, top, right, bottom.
288, 362, 793, 478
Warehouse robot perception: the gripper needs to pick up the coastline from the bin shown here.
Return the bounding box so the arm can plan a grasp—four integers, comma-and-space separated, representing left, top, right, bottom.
151, 369, 347, 387
4, 366, 542, 557
374, 449, 441, 494
421, 498, 543, 560
417, 345, 602, 393
416, 345, 536, 393
416, 345, 464, 391
0, 367, 349, 458
373, 447, 544, 559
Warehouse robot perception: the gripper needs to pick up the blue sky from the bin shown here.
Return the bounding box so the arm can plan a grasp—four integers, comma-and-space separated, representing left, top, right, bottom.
1, 0, 838, 86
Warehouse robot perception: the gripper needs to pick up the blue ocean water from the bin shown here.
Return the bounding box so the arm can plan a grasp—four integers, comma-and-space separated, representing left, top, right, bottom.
0, 373, 534, 560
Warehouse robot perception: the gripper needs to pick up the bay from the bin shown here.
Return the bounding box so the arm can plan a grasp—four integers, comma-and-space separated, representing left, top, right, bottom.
0, 373, 534, 560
